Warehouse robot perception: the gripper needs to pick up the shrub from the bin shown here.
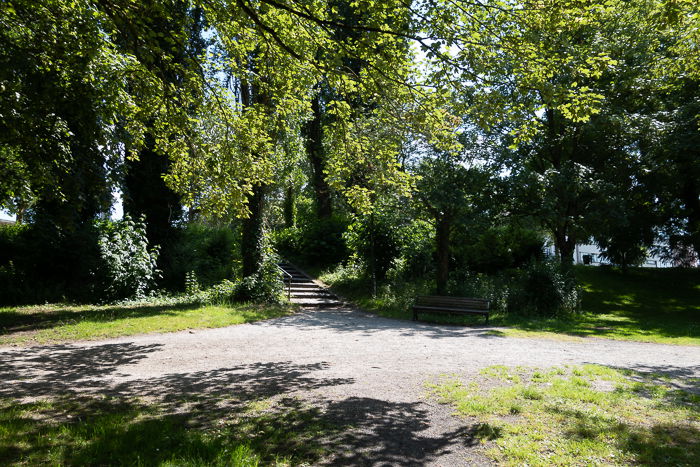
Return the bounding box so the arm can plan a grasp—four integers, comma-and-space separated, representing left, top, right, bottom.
345, 214, 401, 281
506, 260, 580, 317
272, 215, 349, 267
0, 223, 28, 304
455, 225, 544, 274
200, 279, 237, 304
164, 223, 237, 290
233, 253, 283, 303
447, 269, 510, 314
0, 221, 103, 304
96, 215, 160, 300
389, 219, 434, 280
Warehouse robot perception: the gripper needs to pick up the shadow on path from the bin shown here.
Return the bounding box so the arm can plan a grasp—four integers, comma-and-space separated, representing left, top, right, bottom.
260, 306, 504, 340
0, 341, 477, 465
0, 342, 162, 397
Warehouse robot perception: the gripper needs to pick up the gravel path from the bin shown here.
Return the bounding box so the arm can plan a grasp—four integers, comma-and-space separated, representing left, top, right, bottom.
2, 306, 699, 465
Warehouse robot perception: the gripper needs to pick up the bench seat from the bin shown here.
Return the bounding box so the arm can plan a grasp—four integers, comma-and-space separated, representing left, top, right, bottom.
412, 296, 490, 324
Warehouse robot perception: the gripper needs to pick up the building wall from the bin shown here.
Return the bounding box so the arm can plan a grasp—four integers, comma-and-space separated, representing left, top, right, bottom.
543, 243, 675, 268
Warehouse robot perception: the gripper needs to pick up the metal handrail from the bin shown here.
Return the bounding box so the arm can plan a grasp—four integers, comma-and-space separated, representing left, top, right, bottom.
277, 265, 292, 300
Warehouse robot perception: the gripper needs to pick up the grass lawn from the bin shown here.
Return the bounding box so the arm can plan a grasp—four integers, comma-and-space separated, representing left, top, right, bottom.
0, 301, 293, 346
0, 394, 338, 466
318, 265, 700, 345
427, 364, 700, 466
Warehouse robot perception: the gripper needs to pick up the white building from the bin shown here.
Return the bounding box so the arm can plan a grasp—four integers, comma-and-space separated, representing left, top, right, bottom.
544, 243, 676, 268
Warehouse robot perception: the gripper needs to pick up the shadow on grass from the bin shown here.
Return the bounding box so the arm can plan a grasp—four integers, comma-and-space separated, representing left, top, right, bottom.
0, 302, 203, 336
0, 342, 474, 465
555, 403, 700, 465
495, 311, 700, 342
0, 394, 477, 466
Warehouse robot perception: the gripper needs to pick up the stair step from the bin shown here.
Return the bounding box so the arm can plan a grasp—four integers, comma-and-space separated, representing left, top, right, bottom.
290, 297, 343, 307
289, 291, 329, 297
279, 260, 341, 308
287, 282, 317, 288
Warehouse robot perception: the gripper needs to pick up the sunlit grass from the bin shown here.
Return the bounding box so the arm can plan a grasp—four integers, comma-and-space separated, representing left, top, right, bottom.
0, 302, 293, 346
427, 364, 700, 465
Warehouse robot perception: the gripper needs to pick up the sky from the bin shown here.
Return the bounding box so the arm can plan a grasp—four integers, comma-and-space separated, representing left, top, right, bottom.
0, 191, 124, 222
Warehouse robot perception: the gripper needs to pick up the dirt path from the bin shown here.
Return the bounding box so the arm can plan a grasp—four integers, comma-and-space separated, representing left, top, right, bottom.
2, 306, 699, 465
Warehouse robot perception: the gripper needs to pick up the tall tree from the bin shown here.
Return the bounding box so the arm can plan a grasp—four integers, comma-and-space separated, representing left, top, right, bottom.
415, 154, 491, 294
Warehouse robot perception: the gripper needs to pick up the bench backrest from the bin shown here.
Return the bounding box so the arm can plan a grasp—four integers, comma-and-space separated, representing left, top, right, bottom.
415, 296, 489, 310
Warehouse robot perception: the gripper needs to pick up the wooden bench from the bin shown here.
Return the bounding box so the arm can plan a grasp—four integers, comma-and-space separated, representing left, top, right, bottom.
412, 296, 490, 324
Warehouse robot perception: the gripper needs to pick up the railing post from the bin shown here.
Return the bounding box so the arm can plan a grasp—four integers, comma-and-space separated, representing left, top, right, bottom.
277, 265, 292, 301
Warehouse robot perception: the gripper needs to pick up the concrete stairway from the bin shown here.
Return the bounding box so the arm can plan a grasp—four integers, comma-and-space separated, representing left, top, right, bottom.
278, 261, 343, 308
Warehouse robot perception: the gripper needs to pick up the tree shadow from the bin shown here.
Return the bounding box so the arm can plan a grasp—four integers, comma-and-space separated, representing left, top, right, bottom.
557, 404, 700, 464
604, 363, 700, 395
0, 346, 477, 465
264, 306, 504, 341
0, 393, 478, 466
321, 397, 476, 466
0, 342, 164, 397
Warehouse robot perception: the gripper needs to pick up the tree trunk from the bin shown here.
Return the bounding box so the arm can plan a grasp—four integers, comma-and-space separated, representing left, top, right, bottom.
241, 184, 266, 277
304, 93, 333, 218
435, 216, 451, 295
239, 67, 270, 278
554, 228, 575, 269
123, 131, 182, 248
283, 183, 296, 228
680, 179, 700, 256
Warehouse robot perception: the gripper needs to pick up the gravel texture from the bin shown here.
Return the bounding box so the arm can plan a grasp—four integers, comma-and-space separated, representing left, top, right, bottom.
2, 306, 699, 465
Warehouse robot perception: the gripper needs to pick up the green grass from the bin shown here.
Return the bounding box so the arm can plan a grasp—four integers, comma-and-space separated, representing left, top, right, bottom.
0, 302, 293, 346
495, 267, 700, 345
318, 265, 700, 345
427, 364, 700, 466
0, 394, 339, 466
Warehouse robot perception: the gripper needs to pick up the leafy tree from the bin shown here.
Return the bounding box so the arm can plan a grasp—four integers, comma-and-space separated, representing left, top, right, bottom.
414, 153, 493, 294
645, 80, 700, 259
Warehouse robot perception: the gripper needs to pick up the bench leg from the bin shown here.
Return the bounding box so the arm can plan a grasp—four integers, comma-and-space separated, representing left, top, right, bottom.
412, 309, 417, 321
485, 314, 489, 325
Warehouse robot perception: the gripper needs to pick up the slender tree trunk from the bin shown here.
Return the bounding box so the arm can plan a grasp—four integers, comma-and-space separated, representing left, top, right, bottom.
304, 93, 332, 218
15, 199, 26, 224
241, 184, 266, 277
283, 183, 296, 228
435, 216, 451, 295
369, 213, 377, 297
239, 68, 269, 278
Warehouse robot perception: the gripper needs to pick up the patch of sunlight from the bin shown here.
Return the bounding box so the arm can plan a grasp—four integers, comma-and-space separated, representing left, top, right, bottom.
427, 365, 700, 466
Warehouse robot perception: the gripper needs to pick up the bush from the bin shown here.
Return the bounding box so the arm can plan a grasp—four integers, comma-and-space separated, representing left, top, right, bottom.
446, 269, 511, 314
164, 223, 237, 290
506, 260, 580, 317
273, 216, 348, 267
0, 221, 104, 304
455, 225, 544, 274
96, 215, 160, 301
345, 214, 402, 281
0, 223, 28, 304
233, 254, 284, 303
387, 219, 434, 280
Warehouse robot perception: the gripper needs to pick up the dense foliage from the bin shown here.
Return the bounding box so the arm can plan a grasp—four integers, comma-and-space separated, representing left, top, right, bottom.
0, 0, 698, 312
